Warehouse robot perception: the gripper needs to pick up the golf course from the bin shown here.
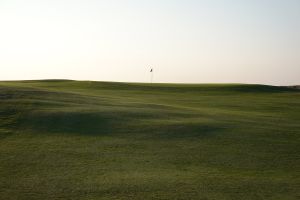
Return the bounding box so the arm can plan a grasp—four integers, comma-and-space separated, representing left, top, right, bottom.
0, 80, 299, 200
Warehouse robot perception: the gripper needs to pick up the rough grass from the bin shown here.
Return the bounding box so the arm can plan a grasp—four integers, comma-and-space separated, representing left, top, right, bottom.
0, 80, 299, 200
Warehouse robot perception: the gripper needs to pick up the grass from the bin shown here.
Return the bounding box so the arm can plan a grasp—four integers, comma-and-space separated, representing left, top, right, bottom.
0, 80, 299, 200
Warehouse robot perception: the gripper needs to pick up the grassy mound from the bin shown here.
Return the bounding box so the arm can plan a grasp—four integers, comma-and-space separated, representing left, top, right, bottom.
0, 80, 299, 200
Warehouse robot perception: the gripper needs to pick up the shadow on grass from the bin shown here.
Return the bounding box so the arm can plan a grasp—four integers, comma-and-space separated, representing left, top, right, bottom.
19, 111, 122, 135
11, 110, 228, 139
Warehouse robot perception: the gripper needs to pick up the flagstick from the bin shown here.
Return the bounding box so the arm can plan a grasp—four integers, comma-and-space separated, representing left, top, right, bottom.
150, 68, 154, 83
151, 70, 154, 83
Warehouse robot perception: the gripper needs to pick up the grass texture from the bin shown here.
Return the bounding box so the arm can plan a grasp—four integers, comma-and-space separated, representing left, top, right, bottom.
0, 80, 299, 200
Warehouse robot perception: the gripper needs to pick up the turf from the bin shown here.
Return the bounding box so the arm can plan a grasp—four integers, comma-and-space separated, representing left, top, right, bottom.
0, 80, 299, 200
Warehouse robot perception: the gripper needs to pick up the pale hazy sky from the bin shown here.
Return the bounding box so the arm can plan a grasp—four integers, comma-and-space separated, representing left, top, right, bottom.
0, 0, 299, 85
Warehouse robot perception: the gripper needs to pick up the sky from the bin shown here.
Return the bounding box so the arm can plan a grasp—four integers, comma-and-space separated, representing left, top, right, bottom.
0, 0, 299, 85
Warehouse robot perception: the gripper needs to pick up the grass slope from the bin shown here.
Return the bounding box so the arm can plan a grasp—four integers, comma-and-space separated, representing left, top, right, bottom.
0, 80, 299, 200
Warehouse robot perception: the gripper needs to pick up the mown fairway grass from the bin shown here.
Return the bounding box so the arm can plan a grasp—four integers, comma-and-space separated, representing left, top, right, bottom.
0, 80, 299, 200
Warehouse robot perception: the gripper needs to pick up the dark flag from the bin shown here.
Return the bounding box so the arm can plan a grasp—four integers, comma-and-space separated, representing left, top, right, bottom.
150, 68, 153, 72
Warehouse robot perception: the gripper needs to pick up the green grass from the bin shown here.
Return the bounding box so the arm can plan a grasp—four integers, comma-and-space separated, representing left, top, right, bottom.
0, 80, 299, 200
